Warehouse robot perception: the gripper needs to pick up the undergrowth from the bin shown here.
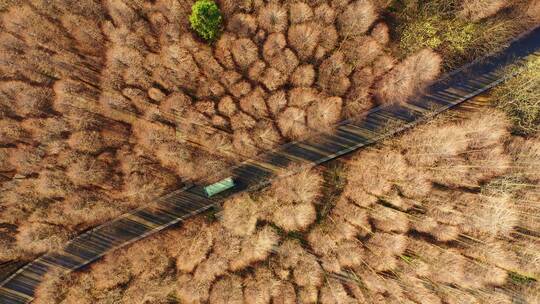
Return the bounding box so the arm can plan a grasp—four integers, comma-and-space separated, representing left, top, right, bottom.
389, 0, 525, 68
493, 55, 540, 136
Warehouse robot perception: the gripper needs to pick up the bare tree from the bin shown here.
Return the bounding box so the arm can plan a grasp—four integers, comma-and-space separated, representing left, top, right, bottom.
375, 48, 442, 104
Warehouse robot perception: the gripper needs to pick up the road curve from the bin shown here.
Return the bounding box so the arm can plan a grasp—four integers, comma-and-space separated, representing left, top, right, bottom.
1, 25, 539, 304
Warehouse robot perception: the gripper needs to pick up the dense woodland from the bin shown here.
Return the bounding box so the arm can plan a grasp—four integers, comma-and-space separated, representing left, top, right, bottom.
0, 0, 539, 302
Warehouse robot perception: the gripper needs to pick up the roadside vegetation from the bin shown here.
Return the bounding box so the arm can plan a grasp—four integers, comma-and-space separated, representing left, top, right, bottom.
493, 54, 540, 135
388, 0, 539, 68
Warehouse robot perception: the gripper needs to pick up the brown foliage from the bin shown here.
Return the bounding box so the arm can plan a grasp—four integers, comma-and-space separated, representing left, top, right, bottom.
525, 0, 540, 23
259, 169, 322, 231
371, 22, 390, 45
176, 274, 212, 304
344, 68, 376, 118
0, 81, 53, 117
0, 236, 23, 263
229, 225, 279, 271
66, 154, 118, 189
276, 240, 324, 288
221, 193, 259, 236
46, 190, 121, 231
319, 278, 357, 304
35, 169, 75, 198
239, 87, 269, 118
289, 2, 314, 24
267, 90, 288, 116
90, 252, 131, 291
366, 232, 407, 256
0, 148, 14, 172
277, 107, 308, 139
400, 122, 469, 167
270, 202, 317, 232
166, 218, 214, 273
345, 147, 409, 197
267, 168, 323, 205
316, 25, 339, 59
217, 95, 238, 117
337, 0, 378, 36
194, 100, 216, 116
272, 281, 296, 304
461, 193, 517, 241
8, 144, 46, 175
332, 198, 371, 236
230, 111, 257, 130
306, 96, 343, 130
248, 60, 267, 82
267, 48, 300, 77
375, 49, 442, 104
66, 131, 104, 154
341, 35, 383, 68
16, 222, 71, 255
507, 135, 540, 182
118, 152, 179, 205
209, 275, 244, 304
214, 34, 237, 69
0, 118, 30, 145
132, 120, 175, 152
232, 129, 259, 157
252, 120, 282, 149
428, 112, 512, 188
155, 142, 197, 179
334, 239, 365, 268
29, 104, 540, 304
291, 64, 315, 87
33, 270, 77, 304
231, 38, 259, 70
221, 70, 242, 90
20, 118, 69, 148
243, 267, 276, 304
228, 13, 258, 37
258, 4, 288, 33
257, 68, 283, 92
314, 3, 336, 24
318, 52, 352, 96
307, 218, 358, 259
288, 23, 321, 60
0, 179, 41, 226
459, 0, 510, 21
369, 204, 409, 233
288, 87, 320, 108
125, 237, 172, 281
263, 33, 286, 60
372, 54, 396, 77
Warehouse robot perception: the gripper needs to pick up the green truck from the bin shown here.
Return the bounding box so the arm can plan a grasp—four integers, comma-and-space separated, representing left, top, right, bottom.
203, 177, 235, 197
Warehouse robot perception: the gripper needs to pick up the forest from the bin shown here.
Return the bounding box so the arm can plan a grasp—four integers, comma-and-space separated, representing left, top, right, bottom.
0, 0, 539, 303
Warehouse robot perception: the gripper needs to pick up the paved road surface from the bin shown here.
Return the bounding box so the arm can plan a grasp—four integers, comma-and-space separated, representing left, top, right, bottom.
1, 26, 539, 304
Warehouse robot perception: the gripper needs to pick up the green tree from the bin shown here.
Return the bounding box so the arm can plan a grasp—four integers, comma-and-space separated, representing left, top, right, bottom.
189, 0, 223, 42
